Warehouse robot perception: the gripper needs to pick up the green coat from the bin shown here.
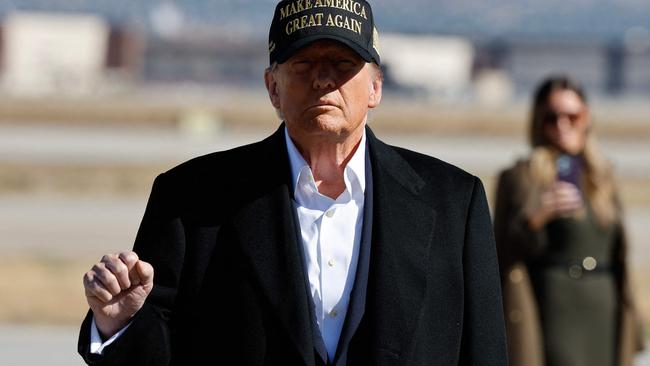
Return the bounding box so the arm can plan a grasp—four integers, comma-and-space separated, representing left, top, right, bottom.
493, 160, 645, 366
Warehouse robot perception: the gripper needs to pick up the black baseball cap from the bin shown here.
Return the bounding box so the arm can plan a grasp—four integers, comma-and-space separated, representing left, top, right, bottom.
268, 0, 381, 65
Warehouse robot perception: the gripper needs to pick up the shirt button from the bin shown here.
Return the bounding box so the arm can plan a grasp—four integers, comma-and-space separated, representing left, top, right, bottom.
329, 310, 338, 318
328, 258, 336, 267
325, 209, 335, 218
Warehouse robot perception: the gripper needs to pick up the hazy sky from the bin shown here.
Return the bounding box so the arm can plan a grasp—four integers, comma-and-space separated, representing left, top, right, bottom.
1, 0, 648, 39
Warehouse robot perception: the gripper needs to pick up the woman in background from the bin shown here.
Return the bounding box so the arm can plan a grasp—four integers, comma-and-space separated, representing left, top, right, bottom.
494, 76, 644, 366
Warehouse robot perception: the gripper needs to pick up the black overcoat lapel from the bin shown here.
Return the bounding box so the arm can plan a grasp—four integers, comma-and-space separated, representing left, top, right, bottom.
231, 125, 316, 366
333, 147, 374, 366
363, 127, 438, 361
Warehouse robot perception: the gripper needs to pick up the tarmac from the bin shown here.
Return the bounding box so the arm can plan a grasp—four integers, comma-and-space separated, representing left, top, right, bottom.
0, 326, 85, 366
0, 325, 648, 365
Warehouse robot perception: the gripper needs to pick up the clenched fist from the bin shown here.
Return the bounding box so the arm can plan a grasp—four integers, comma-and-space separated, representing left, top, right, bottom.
83, 251, 154, 339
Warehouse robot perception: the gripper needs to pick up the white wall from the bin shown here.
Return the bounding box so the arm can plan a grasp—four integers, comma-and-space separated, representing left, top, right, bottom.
380, 33, 474, 99
2, 12, 109, 96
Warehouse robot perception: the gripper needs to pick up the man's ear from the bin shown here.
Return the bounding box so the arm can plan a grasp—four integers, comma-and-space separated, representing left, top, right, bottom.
368, 67, 383, 109
264, 68, 281, 109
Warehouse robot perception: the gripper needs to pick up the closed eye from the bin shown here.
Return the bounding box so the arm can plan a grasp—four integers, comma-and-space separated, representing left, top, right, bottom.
291, 60, 311, 73
336, 59, 357, 72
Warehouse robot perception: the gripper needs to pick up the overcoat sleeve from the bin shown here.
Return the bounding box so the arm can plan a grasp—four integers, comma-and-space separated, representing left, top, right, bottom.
78, 172, 185, 366
459, 178, 508, 364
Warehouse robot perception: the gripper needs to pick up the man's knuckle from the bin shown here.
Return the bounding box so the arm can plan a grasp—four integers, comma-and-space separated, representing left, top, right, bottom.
111, 263, 126, 274
83, 272, 93, 284
97, 270, 114, 284
121, 252, 138, 263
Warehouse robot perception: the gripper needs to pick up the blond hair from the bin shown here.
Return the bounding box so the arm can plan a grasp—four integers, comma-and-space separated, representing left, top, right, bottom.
526, 76, 620, 227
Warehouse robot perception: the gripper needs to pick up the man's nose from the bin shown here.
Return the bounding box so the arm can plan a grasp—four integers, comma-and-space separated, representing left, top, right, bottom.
312, 62, 336, 90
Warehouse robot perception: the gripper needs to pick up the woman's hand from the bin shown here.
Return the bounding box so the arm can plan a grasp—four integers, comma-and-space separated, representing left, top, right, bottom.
528, 181, 583, 231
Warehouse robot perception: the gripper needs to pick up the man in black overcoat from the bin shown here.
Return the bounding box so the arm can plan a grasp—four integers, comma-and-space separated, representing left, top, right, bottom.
79, 1, 507, 365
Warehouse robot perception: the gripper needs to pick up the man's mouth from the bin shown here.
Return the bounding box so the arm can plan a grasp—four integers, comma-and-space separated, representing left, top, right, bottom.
309, 101, 339, 109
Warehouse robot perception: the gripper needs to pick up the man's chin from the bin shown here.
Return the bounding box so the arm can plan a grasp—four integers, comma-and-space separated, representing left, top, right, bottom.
286, 114, 363, 142
308, 117, 352, 136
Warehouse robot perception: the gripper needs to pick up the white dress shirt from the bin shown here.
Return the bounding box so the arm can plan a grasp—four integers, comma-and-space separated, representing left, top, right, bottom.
284, 127, 366, 361
91, 127, 366, 359
89, 317, 130, 354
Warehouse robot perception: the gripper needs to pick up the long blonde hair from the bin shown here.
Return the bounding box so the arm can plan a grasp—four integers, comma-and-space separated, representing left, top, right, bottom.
526, 76, 620, 227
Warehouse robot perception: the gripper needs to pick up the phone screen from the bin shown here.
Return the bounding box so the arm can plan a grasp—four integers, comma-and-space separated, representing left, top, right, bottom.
556, 154, 581, 188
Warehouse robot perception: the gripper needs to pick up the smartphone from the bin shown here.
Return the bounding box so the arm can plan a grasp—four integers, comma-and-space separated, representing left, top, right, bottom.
556, 154, 581, 188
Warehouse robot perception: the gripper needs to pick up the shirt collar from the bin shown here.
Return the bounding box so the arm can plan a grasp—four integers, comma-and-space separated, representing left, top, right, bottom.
284, 125, 366, 203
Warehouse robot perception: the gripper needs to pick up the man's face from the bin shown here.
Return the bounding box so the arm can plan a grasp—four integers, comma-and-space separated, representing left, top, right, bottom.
265, 40, 382, 143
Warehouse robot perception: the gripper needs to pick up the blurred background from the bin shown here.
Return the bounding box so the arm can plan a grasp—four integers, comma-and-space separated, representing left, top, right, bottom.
0, 0, 648, 364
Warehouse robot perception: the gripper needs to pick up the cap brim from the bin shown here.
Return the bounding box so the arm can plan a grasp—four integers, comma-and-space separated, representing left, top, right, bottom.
275, 34, 375, 64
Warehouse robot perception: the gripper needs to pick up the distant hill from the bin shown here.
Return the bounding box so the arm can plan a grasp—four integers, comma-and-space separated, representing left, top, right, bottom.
1, 0, 648, 40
